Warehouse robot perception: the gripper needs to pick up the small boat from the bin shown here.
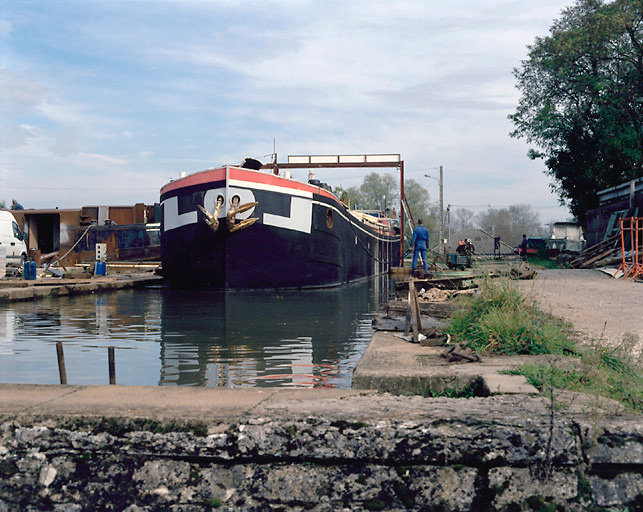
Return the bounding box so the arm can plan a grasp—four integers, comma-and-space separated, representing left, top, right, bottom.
160, 159, 401, 288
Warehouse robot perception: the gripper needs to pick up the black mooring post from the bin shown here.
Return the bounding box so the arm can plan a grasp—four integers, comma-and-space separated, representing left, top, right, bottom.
56, 342, 67, 385
108, 346, 115, 385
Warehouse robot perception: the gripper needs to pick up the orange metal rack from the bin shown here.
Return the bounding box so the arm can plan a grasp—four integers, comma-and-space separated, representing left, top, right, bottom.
614, 217, 642, 280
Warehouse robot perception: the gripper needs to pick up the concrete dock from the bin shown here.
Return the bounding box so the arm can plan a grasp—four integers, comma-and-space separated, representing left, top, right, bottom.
0, 383, 379, 422
0, 336, 638, 511
1, 269, 640, 511
0, 272, 163, 303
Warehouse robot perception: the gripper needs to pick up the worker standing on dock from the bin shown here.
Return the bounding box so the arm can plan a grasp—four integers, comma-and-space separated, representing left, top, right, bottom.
410, 219, 430, 275
520, 234, 528, 261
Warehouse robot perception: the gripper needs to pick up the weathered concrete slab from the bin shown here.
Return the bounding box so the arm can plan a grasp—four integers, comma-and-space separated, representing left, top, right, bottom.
482, 373, 539, 395
0, 384, 379, 422
352, 331, 576, 397
0, 384, 640, 511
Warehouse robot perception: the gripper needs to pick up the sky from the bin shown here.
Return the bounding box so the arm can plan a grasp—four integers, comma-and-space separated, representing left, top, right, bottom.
1, 0, 576, 225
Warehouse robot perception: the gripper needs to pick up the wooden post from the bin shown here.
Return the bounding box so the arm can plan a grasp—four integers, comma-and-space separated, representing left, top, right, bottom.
108, 346, 116, 385
56, 342, 67, 385
405, 280, 423, 342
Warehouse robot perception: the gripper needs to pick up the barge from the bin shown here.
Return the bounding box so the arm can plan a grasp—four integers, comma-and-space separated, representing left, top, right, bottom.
160, 159, 400, 288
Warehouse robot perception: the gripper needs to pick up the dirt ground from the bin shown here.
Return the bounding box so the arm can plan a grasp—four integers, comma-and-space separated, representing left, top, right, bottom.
517, 268, 642, 354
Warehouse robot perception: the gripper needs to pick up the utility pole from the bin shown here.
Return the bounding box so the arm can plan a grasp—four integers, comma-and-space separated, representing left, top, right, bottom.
439, 165, 444, 257
425, 166, 445, 257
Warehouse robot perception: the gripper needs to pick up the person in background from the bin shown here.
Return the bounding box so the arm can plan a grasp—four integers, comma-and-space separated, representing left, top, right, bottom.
520, 234, 528, 261
410, 219, 430, 274
494, 237, 501, 259
464, 239, 475, 267
11, 199, 24, 210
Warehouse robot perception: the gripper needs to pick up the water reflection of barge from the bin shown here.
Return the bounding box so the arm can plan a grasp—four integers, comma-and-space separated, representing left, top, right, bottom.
158, 277, 389, 388
160, 158, 400, 289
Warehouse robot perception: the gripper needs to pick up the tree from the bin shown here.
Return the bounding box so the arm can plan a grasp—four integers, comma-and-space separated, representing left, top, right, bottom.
337, 172, 432, 216
337, 172, 438, 244
509, 0, 642, 222
476, 204, 544, 246
452, 208, 476, 232
0, 200, 6, 209
404, 179, 438, 244
335, 173, 397, 210
476, 208, 514, 244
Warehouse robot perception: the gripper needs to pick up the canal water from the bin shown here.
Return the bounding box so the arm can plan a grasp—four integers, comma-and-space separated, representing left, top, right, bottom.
0, 277, 391, 389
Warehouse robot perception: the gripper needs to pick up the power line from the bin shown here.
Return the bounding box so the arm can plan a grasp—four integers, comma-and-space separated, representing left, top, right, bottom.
450, 204, 567, 210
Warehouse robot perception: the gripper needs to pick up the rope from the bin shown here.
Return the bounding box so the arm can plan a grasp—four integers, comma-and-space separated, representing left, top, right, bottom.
53, 222, 96, 265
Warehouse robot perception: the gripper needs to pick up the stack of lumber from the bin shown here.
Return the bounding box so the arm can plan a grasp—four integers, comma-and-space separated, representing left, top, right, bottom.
570, 234, 621, 268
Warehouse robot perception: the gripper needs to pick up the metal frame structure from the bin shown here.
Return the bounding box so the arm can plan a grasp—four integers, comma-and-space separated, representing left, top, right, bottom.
262, 154, 408, 265
615, 216, 643, 280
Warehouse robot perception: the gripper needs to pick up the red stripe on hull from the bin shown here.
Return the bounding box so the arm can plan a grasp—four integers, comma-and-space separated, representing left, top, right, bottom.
161, 166, 338, 203
160, 168, 226, 195
228, 168, 338, 202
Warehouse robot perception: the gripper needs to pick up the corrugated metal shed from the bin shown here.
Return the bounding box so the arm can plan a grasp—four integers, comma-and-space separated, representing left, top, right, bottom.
586, 178, 643, 246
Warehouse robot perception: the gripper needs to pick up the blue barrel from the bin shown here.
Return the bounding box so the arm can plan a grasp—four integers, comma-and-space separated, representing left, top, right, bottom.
24, 260, 37, 280
95, 261, 106, 276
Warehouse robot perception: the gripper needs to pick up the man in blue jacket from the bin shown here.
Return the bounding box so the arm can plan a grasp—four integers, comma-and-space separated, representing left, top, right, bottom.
410, 219, 430, 274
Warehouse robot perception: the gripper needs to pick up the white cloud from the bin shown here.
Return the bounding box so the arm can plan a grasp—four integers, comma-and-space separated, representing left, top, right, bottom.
0, 20, 13, 36
0, 70, 46, 116
78, 152, 127, 165
0, 0, 575, 221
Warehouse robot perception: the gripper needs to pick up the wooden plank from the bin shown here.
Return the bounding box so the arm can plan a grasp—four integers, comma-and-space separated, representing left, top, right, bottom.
571, 234, 620, 266
577, 233, 620, 256
581, 248, 618, 267
387, 299, 460, 318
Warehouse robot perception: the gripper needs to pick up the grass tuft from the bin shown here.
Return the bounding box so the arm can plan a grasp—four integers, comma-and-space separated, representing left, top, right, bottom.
446, 278, 642, 412
446, 278, 576, 356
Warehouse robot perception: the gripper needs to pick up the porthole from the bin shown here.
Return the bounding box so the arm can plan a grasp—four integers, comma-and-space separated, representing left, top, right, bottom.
326, 208, 334, 229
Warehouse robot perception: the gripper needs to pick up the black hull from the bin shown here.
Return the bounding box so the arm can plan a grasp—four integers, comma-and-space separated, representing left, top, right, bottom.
160, 169, 400, 289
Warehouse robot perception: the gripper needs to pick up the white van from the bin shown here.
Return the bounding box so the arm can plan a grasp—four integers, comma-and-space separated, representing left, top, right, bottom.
0, 211, 28, 266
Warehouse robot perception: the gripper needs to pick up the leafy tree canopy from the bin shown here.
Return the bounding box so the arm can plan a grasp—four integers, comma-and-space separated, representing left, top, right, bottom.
509, 0, 642, 222
336, 172, 438, 240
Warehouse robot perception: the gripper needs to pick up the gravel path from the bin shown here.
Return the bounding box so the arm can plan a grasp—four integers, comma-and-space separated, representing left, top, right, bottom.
518, 269, 642, 353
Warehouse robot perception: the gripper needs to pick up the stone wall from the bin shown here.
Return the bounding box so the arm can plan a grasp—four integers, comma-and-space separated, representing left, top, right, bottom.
1, 395, 641, 511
